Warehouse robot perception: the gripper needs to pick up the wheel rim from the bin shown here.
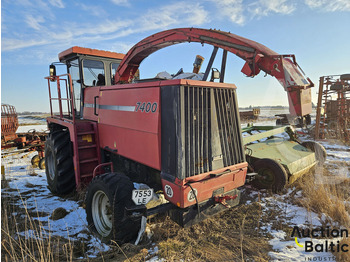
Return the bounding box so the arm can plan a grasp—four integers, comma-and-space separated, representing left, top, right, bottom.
46, 151, 55, 180
92, 190, 112, 237
40, 159, 45, 169
256, 168, 275, 187
32, 156, 40, 167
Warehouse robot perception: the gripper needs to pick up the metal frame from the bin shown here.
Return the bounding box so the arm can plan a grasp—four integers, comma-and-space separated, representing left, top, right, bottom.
315, 74, 350, 142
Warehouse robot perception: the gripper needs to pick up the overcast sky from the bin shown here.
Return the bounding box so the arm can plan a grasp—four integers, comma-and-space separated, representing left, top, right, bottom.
2, 0, 350, 112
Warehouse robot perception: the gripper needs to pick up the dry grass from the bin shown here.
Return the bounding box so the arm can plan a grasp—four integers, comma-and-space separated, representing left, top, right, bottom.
1, 177, 145, 262
333, 237, 350, 262
295, 167, 350, 227
147, 203, 271, 262
1, 192, 74, 262
294, 165, 350, 261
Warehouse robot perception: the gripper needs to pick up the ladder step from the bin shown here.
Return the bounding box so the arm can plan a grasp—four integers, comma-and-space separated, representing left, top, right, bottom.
78, 144, 97, 150
80, 158, 99, 164
77, 131, 95, 136
81, 173, 93, 178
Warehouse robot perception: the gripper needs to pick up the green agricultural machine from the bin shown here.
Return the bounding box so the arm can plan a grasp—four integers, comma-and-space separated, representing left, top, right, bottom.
242, 125, 326, 192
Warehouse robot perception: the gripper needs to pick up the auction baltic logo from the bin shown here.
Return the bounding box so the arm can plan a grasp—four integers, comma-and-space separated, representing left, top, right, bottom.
292, 226, 349, 253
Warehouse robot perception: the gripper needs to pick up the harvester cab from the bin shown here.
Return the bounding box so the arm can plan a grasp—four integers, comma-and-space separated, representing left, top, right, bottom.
48, 47, 124, 117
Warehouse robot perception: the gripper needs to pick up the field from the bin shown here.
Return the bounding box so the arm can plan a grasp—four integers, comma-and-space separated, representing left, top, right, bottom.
1, 112, 350, 261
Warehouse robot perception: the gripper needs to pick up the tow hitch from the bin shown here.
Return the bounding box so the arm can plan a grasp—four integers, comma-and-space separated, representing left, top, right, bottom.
214, 195, 238, 208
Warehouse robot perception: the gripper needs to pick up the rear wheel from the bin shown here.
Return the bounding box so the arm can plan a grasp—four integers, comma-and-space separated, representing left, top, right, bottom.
45, 130, 75, 194
252, 158, 288, 193
85, 173, 141, 244
301, 141, 327, 165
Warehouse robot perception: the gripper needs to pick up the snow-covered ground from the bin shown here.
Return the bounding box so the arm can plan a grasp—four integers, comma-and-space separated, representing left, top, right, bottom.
260, 189, 339, 261
16, 115, 48, 133
1, 151, 110, 257
17, 125, 48, 133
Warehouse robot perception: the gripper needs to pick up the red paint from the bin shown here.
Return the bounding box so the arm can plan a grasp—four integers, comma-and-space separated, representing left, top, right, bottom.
115, 28, 312, 117
161, 162, 248, 208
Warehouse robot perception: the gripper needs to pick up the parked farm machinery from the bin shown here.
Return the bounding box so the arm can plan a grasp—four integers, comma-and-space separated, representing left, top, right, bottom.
1, 104, 47, 168
1, 104, 19, 143
44, 28, 318, 244
314, 74, 350, 143
242, 125, 326, 192
239, 108, 260, 121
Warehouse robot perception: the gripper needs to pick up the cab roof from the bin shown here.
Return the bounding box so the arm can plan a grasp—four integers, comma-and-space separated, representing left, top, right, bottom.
58, 46, 125, 61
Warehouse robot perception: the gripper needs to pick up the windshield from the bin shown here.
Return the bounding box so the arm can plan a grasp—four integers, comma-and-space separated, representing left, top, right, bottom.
68, 58, 81, 115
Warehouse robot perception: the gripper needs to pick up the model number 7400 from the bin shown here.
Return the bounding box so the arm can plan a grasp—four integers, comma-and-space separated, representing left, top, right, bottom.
135, 102, 157, 113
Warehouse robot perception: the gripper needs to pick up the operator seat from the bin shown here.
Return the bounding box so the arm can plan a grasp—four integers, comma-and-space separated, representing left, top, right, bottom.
96, 74, 105, 86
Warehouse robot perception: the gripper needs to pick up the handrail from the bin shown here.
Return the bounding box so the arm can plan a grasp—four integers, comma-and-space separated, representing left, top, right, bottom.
45, 73, 76, 123
93, 162, 114, 178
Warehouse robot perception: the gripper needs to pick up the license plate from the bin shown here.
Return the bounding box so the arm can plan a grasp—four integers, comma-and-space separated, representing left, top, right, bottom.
132, 189, 153, 205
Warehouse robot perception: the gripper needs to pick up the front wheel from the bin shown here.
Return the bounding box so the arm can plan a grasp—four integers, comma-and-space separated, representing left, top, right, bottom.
85, 173, 141, 244
251, 158, 288, 193
45, 130, 75, 194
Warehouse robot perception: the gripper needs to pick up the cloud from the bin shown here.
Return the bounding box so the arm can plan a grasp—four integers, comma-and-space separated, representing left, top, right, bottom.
248, 0, 296, 17
110, 0, 130, 7
209, 0, 296, 25
109, 42, 134, 54
219, 0, 245, 25
2, 38, 50, 51
78, 3, 108, 17
207, 0, 245, 25
49, 0, 65, 8
25, 15, 45, 30
305, 0, 350, 11
140, 2, 209, 30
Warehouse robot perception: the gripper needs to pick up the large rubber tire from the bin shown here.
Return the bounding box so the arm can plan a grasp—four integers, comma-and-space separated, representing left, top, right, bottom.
276, 119, 282, 126
45, 130, 76, 194
304, 114, 311, 126
252, 158, 288, 193
301, 141, 327, 165
85, 173, 141, 244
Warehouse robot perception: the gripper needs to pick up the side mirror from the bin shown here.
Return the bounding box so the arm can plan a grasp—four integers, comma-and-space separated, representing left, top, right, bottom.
49, 65, 56, 81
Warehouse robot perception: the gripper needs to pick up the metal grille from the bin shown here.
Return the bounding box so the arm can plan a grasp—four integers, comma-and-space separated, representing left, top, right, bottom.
182, 86, 244, 178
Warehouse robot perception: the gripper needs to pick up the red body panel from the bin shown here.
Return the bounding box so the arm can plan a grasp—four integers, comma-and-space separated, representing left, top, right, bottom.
162, 162, 248, 208
84, 83, 161, 170
83, 86, 100, 122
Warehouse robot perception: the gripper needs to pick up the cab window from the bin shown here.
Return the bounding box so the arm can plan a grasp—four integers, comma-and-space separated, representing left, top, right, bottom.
82, 60, 105, 86
111, 62, 120, 84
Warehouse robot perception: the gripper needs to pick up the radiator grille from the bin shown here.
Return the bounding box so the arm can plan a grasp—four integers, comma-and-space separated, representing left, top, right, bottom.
161, 84, 245, 180
182, 86, 244, 178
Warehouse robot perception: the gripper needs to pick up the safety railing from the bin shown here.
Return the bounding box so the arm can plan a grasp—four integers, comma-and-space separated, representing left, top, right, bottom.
45, 74, 76, 123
